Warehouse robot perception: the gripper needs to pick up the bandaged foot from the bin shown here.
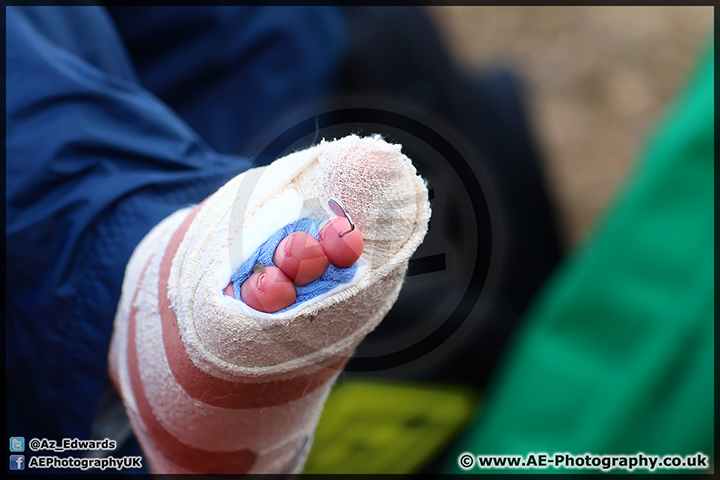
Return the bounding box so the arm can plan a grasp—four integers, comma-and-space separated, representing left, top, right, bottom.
108, 134, 430, 474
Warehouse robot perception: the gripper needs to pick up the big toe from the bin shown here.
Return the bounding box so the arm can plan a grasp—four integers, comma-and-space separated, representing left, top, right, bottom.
299, 134, 430, 266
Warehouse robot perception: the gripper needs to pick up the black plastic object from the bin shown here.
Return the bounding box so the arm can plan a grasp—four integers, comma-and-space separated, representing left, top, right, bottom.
334, 6, 565, 387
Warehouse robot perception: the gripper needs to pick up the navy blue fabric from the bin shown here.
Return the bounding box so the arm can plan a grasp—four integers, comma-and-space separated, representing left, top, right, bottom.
229, 218, 357, 312
106, 6, 346, 156
5, 4, 345, 454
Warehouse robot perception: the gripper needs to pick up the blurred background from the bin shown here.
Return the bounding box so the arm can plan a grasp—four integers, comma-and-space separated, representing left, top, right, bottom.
303, 6, 713, 475
430, 6, 712, 246
7, 5, 712, 476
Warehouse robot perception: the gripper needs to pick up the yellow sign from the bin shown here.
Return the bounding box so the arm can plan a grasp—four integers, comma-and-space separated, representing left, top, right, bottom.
303, 378, 480, 474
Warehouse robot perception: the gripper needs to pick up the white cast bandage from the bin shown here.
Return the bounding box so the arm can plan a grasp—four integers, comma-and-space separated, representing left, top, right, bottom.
108, 135, 431, 474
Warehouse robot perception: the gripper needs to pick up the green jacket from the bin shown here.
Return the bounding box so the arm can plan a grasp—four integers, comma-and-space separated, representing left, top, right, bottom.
445, 36, 714, 474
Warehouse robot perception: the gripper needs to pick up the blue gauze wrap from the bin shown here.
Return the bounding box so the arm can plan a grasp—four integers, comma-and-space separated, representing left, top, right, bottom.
229, 218, 357, 313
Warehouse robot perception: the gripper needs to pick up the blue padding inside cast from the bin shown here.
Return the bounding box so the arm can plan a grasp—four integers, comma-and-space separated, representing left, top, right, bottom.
230, 218, 357, 313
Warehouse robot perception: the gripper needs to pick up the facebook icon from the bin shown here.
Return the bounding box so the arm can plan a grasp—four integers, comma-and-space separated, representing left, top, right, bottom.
9, 455, 25, 470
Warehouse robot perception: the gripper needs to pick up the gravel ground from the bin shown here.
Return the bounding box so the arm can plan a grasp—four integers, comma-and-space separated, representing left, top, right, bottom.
430, 6, 713, 246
